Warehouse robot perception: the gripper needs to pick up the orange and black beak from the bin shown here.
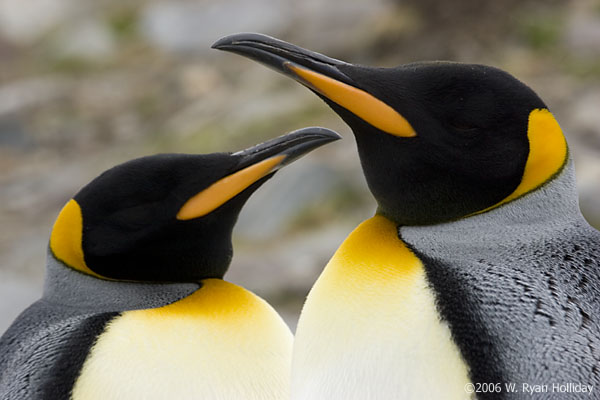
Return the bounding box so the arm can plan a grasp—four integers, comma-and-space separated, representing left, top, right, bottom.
212, 33, 416, 138
177, 126, 342, 220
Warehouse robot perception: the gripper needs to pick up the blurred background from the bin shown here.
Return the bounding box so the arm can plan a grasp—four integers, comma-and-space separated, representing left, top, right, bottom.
1, 0, 599, 334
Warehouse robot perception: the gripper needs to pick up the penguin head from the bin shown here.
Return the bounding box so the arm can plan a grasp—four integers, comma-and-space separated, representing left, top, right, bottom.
213, 33, 568, 225
49, 127, 340, 282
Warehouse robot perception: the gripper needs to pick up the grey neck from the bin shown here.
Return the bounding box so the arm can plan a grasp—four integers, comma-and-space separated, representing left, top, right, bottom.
401, 158, 587, 256
43, 251, 200, 313
399, 158, 600, 387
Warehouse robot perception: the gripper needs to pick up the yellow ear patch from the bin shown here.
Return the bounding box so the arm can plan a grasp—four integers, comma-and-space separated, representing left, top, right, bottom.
177, 155, 284, 220
288, 64, 416, 138
50, 199, 102, 277
483, 108, 567, 212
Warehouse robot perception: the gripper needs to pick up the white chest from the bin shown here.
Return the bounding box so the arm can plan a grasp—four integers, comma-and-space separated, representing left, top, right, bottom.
72, 279, 293, 400
291, 217, 472, 400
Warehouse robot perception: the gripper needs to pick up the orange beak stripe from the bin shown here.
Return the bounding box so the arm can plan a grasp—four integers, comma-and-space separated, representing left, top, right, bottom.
288, 64, 416, 138
177, 155, 285, 220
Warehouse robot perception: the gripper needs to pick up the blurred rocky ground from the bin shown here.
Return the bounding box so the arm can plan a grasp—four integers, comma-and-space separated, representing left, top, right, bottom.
0, 0, 599, 333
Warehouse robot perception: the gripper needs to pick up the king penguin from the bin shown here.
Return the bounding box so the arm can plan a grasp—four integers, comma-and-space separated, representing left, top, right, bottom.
0, 127, 340, 400
214, 34, 600, 399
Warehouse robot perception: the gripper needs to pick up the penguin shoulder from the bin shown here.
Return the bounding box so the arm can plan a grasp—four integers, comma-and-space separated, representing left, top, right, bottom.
0, 300, 117, 399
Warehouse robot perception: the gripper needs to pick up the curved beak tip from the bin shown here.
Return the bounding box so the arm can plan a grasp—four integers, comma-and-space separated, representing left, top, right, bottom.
276, 127, 342, 166
296, 126, 342, 141
211, 35, 232, 50
211, 32, 272, 50
307, 127, 342, 142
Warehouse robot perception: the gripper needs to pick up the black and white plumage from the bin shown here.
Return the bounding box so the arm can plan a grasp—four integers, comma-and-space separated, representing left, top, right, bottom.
214, 33, 600, 400
0, 127, 340, 400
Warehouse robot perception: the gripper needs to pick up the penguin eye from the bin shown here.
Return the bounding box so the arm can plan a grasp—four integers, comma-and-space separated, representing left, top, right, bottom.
109, 202, 161, 230
448, 119, 479, 134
